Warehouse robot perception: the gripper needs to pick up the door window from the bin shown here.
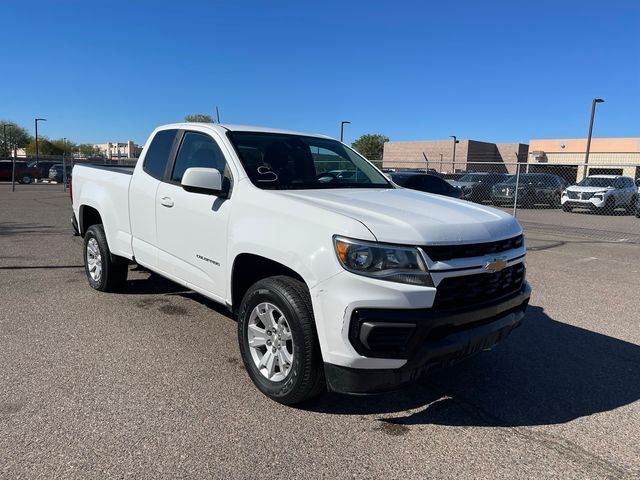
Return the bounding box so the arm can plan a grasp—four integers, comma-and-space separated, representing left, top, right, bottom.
171, 132, 228, 183
143, 129, 178, 179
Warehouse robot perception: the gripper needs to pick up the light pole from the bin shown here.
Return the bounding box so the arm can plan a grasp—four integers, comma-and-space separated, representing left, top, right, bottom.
7, 125, 17, 192
340, 121, 351, 142
35, 118, 47, 166
62, 137, 68, 192
583, 98, 604, 178
450, 135, 460, 172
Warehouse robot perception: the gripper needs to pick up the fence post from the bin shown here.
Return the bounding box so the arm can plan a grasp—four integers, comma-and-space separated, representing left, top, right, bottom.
512, 162, 521, 217
11, 148, 16, 192
62, 151, 67, 192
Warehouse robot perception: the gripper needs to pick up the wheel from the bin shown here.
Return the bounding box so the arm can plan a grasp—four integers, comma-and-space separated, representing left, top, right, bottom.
238, 276, 325, 405
604, 196, 615, 215
551, 192, 561, 208
626, 195, 637, 214
562, 204, 572, 212
83, 224, 128, 292
20, 175, 32, 184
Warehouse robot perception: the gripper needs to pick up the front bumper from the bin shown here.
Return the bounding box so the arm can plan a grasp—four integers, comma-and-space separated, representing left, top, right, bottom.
561, 196, 605, 209
324, 282, 531, 394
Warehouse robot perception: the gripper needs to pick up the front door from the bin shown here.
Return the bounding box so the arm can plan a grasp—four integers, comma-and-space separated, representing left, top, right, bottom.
155, 130, 232, 301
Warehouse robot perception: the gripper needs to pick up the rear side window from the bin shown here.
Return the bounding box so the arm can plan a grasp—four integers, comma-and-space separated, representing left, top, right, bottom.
171, 132, 228, 183
143, 129, 178, 179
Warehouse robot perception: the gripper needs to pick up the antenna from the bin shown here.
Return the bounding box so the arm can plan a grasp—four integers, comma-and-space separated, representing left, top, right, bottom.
216, 106, 221, 123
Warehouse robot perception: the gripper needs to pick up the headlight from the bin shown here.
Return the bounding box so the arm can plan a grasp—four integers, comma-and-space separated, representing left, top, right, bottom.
333, 236, 433, 286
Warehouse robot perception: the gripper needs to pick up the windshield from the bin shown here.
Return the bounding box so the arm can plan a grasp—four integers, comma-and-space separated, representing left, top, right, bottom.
577, 177, 615, 188
227, 132, 391, 190
458, 173, 508, 183
502, 174, 542, 184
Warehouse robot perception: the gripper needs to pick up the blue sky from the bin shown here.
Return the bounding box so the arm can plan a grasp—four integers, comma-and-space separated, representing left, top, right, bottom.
2, 0, 639, 145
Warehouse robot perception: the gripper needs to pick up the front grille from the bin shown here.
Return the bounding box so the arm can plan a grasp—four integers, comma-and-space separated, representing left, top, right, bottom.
421, 235, 523, 262
568, 191, 594, 200
433, 263, 525, 310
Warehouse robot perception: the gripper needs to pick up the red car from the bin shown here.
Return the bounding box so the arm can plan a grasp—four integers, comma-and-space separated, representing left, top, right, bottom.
0, 161, 41, 184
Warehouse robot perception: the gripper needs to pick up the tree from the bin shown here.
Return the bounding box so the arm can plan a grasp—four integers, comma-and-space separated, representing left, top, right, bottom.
78, 144, 102, 157
0, 121, 32, 157
351, 134, 389, 167
25, 137, 64, 156
184, 113, 214, 123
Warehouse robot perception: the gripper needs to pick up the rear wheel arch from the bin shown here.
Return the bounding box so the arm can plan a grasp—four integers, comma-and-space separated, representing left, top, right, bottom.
79, 205, 103, 237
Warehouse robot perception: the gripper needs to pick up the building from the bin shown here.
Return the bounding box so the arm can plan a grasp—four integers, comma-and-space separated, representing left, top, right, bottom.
527, 137, 640, 182
383, 139, 528, 174
93, 140, 143, 160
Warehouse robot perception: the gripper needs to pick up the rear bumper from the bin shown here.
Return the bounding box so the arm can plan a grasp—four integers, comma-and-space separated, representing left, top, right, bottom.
324, 282, 531, 394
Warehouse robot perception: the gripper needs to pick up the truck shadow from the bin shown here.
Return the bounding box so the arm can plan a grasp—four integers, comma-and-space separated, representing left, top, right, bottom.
306, 306, 640, 427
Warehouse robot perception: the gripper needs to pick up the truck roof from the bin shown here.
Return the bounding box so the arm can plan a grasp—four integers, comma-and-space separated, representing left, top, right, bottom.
157, 122, 334, 140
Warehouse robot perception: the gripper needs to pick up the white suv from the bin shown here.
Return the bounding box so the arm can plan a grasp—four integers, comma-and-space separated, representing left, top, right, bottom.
562, 175, 638, 214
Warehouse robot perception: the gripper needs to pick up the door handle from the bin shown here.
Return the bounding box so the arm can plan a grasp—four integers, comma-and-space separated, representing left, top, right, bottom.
160, 196, 174, 207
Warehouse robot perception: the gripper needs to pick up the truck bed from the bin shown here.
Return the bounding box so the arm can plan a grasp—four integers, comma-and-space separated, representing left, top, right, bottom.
72, 163, 135, 260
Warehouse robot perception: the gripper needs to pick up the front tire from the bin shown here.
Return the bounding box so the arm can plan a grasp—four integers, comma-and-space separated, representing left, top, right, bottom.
83, 224, 128, 292
238, 276, 325, 405
21, 175, 32, 184
562, 204, 572, 212
626, 195, 637, 214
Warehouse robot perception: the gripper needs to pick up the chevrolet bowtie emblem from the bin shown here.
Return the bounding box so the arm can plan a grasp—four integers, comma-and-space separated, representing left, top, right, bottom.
484, 257, 508, 273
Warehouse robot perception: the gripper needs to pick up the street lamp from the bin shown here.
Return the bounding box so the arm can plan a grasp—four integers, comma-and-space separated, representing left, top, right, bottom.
34, 118, 47, 166
583, 98, 604, 178
340, 121, 351, 142
450, 135, 460, 172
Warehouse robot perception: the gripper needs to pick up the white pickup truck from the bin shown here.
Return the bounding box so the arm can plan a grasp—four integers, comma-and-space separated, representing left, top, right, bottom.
71, 123, 531, 404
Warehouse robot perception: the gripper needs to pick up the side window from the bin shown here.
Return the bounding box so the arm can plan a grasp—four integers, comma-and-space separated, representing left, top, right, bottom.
613, 178, 623, 189
171, 132, 228, 183
143, 129, 178, 180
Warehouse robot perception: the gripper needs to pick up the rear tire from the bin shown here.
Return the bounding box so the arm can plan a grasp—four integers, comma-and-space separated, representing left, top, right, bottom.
21, 175, 32, 184
83, 224, 128, 292
238, 275, 325, 405
562, 204, 572, 212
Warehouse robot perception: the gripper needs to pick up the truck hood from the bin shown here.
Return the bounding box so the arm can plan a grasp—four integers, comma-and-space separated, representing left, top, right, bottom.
278, 188, 521, 245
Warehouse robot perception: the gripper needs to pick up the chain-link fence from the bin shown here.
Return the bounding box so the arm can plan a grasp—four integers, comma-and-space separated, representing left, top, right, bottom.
0, 154, 139, 191
382, 159, 640, 243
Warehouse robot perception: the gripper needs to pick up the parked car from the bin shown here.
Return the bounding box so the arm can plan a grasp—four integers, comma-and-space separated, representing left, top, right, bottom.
388, 171, 463, 198
561, 175, 638, 214
452, 172, 512, 203
491, 173, 567, 208
72, 123, 530, 405
28, 161, 59, 178
48, 164, 67, 182
0, 161, 39, 184
441, 172, 466, 182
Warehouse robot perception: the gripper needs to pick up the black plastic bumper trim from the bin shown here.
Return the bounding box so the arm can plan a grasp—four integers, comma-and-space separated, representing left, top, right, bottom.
326, 302, 528, 394
349, 283, 530, 359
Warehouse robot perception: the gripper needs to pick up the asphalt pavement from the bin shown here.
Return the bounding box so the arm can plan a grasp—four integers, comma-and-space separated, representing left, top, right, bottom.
1, 184, 639, 479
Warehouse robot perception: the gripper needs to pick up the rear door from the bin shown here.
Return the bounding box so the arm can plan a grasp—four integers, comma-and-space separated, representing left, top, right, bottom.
129, 128, 179, 270
155, 130, 233, 300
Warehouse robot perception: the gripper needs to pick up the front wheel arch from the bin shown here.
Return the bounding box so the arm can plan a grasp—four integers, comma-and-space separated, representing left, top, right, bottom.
230, 253, 307, 314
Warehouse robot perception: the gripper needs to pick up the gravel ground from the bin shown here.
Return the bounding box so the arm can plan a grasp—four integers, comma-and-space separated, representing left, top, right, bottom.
1, 184, 639, 479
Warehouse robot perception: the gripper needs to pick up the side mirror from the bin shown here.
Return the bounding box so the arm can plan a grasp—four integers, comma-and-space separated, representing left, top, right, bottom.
181, 167, 228, 197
